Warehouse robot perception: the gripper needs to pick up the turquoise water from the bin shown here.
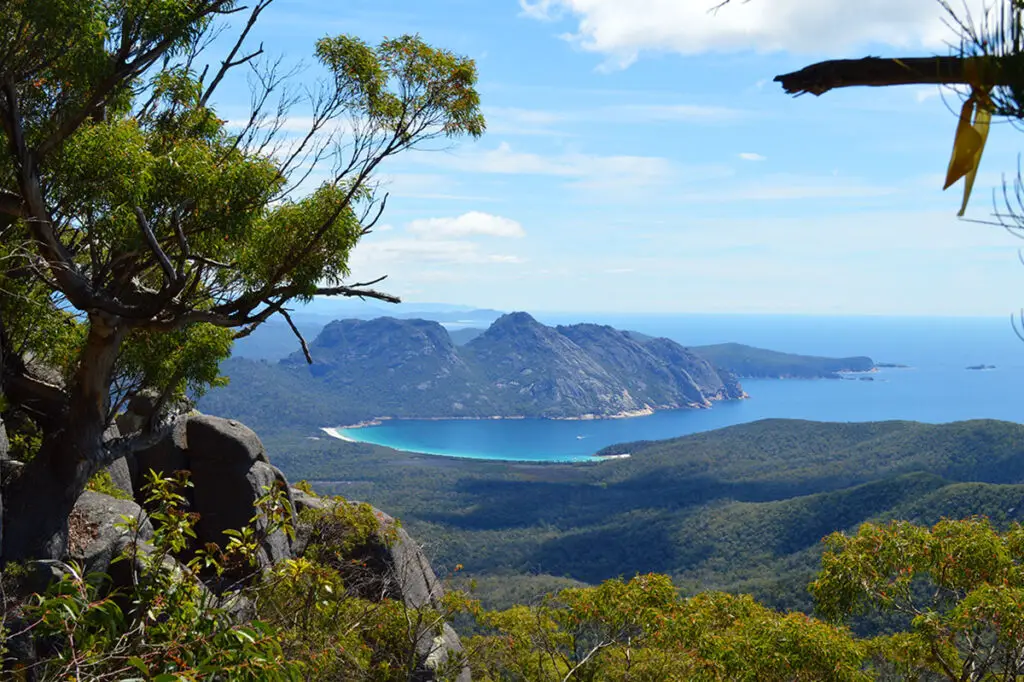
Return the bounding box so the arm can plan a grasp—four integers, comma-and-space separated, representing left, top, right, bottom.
332, 315, 1024, 462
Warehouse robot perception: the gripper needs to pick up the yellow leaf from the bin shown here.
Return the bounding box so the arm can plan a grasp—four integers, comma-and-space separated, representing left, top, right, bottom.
944, 96, 983, 190
957, 104, 992, 217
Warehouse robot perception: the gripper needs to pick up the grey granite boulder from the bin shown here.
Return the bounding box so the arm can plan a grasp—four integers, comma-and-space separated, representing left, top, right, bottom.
98, 423, 134, 500
130, 414, 291, 570
102, 456, 135, 500
69, 491, 154, 581
186, 415, 269, 467
131, 417, 190, 492
191, 459, 293, 568
0, 415, 9, 461
0, 416, 6, 559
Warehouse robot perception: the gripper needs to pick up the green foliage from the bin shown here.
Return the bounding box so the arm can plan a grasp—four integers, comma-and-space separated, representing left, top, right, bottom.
301, 497, 393, 562
467, 574, 868, 681
5, 416, 42, 463
315, 34, 486, 139
255, 488, 464, 681
85, 469, 131, 500
2, 472, 469, 680
260, 556, 467, 681
813, 518, 1024, 681
8, 471, 302, 680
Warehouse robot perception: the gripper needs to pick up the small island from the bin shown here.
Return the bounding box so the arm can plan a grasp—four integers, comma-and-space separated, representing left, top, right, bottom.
966, 364, 997, 371
875, 362, 910, 369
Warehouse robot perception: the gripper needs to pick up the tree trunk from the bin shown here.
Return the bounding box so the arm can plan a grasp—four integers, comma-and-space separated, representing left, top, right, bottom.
3, 314, 125, 562
775, 55, 1022, 96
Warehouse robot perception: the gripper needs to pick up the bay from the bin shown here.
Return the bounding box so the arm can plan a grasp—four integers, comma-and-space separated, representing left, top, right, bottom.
330, 315, 1024, 462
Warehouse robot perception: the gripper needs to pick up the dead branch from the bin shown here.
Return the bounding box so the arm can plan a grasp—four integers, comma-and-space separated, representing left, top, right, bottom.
774, 55, 1018, 96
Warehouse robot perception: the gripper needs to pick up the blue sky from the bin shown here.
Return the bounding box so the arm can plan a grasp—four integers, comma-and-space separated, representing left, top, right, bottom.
212, 0, 1024, 316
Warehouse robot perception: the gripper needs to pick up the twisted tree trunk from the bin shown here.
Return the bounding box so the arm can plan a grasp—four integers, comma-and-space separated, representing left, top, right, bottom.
3, 314, 125, 562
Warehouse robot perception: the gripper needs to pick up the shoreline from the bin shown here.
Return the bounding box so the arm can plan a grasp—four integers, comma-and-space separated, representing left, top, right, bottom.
326, 395, 752, 432
319, 425, 592, 464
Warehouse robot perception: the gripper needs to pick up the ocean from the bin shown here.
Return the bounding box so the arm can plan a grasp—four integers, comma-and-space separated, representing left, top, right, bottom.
330, 314, 1024, 462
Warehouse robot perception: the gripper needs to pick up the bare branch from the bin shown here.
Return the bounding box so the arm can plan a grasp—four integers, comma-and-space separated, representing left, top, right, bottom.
315, 283, 400, 304
199, 0, 273, 107
774, 56, 1011, 97
134, 208, 176, 285
279, 308, 313, 364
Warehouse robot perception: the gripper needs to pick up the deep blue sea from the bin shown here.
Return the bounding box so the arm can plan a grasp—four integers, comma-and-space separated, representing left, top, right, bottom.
331, 315, 1024, 462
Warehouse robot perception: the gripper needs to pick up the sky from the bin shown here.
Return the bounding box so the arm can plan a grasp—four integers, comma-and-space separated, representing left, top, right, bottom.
210, 0, 1024, 316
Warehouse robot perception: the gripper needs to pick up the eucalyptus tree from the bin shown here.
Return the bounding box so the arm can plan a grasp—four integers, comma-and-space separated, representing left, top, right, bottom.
0, 0, 484, 561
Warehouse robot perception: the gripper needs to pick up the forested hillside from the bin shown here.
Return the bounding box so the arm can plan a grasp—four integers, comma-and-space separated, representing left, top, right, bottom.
266, 418, 1024, 613
687, 342, 875, 378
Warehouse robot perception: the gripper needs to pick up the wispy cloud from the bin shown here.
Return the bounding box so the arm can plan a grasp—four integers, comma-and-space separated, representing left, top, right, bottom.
483, 103, 748, 136
738, 152, 767, 162
607, 104, 746, 123
376, 173, 496, 201
349, 211, 528, 278
412, 142, 675, 192
407, 212, 526, 239
352, 239, 525, 266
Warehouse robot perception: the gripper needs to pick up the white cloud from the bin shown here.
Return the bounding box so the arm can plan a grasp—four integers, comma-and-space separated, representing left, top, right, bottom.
407, 212, 526, 239
486, 107, 568, 127
520, 0, 988, 67
738, 152, 767, 162
348, 212, 527, 280
350, 238, 524, 268
419, 142, 674, 190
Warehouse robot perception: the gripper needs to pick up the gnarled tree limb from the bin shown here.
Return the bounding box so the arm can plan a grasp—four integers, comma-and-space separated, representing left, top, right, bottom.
775, 56, 1020, 96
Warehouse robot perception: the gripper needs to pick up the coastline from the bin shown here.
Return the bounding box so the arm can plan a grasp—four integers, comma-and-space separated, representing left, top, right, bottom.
325, 394, 751, 432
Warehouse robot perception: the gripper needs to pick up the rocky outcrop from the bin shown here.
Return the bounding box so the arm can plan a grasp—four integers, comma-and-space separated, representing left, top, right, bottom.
47, 413, 469, 680
130, 414, 292, 568
293, 490, 470, 682
69, 491, 154, 590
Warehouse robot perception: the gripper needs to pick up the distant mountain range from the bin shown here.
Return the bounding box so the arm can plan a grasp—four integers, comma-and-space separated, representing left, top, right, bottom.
201, 312, 877, 432
230, 302, 503, 360
452, 328, 875, 380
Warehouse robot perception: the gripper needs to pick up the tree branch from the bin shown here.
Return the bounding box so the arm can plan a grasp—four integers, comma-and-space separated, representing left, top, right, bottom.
314, 283, 400, 304
774, 56, 1017, 96
279, 308, 312, 364
36, 0, 238, 160
199, 0, 273, 108
134, 207, 176, 285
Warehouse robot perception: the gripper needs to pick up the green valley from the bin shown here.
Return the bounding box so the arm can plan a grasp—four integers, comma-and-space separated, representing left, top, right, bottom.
263, 418, 1024, 614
